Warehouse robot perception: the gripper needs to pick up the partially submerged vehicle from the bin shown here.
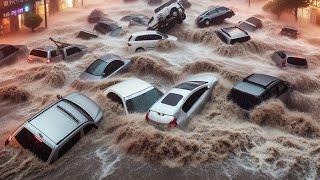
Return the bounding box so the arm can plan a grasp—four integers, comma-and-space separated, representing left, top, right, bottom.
228, 74, 291, 111
79, 54, 132, 81
272, 51, 308, 69
147, 0, 186, 32
146, 73, 218, 129
215, 26, 251, 45
280, 26, 299, 39
5, 93, 103, 163
196, 6, 235, 28
28, 38, 86, 63
238, 16, 262, 31
0, 44, 25, 65
127, 30, 177, 52
76, 30, 99, 40
105, 78, 164, 114
94, 21, 121, 34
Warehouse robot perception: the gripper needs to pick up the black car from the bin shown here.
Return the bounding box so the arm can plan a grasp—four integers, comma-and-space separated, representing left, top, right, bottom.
196, 6, 235, 28
280, 26, 299, 39
228, 74, 291, 111
238, 16, 262, 32
272, 51, 308, 69
0, 44, 23, 65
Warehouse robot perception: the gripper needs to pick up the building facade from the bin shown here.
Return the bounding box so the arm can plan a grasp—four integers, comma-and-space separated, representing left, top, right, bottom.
297, 0, 320, 25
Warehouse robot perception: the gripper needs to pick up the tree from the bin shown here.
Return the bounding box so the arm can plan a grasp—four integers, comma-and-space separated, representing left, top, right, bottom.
263, 0, 286, 19
24, 13, 43, 32
286, 0, 309, 21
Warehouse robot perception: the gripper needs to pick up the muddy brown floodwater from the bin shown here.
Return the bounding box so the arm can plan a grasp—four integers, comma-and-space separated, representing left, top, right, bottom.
1, 0, 320, 179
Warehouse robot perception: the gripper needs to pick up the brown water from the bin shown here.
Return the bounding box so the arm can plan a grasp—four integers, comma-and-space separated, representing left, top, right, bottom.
1, 0, 320, 179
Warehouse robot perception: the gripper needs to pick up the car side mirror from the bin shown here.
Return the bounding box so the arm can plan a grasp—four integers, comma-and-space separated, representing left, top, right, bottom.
57, 94, 63, 100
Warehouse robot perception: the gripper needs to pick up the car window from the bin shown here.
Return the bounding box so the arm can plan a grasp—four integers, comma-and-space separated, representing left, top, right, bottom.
277, 51, 286, 59
107, 92, 124, 107
265, 86, 278, 99
51, 50, 58, 57
66, 47, 81, 56
58, 131, 81, 158
104, 60, 124, 76
86, 59, 108, 76
149, 34, 162, 40
182, 87, 208, 113
126, 88, 163, 113
161, 93, 183, 106
83, 124, 95, 135
216, 31, 228, 44
135, 35, 148, 41
30, 49, 48, 58
15, 128, 52, 162
287, 57, 307, 66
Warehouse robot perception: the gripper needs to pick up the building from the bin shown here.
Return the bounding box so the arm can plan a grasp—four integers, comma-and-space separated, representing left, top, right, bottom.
0, 0, 39, 34
297, 0, 320, 25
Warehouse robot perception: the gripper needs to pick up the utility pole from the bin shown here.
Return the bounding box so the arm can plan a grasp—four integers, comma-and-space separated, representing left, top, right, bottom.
81, 0, 84, 7
44, 0, 48, 28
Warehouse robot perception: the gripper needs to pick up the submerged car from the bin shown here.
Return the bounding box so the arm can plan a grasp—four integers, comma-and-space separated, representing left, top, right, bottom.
146, 73, 218, 129
280, 26, 299, 39
0, 44, 22, 65
228, 74, 291, 111
5, 92, 103, 163
238, 16, 262, 31
105, 78, 164, 114
147, 0, 186, 32
196, 6, 235, 28
272, 51, 308, 69
127, 30, 177, 52
215, 26, 251, 45
79, 54, 132, 81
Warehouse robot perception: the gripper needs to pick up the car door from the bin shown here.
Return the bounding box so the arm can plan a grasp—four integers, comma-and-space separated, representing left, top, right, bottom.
180, 86, 209, 125
103, 60, 125, 78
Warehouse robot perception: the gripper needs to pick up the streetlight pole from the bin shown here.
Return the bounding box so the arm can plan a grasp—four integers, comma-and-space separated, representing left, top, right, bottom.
44, 0, 48, 28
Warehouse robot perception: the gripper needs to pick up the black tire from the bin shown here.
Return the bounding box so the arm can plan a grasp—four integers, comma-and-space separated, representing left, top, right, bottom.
135, 48, 145, 53
180, 13, 186, 20
170, 8, 179, 17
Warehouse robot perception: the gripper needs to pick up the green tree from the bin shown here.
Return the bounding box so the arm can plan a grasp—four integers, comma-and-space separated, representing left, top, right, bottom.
286, 0, 310, 21
263, 0, 286, 19
24, 13, 43, 32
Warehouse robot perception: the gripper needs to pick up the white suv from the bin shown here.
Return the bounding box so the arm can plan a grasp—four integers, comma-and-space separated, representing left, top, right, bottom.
147, 0, 186, 32
127, 30, 177, 53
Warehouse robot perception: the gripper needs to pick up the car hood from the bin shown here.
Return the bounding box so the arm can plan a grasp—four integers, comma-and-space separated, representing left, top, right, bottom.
79, 72, 103, 81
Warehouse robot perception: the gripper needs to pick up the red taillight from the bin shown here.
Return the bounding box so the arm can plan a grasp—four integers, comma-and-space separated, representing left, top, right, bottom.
168, 118, 177, 128
34, 135, 43, 143
145, 112, 150, 121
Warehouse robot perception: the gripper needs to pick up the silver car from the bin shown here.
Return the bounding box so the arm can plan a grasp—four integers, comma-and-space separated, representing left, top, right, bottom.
105, 78, 163, 114
146, 73, 218, 130
79, 54, 132, 81
5, 92, 103, 163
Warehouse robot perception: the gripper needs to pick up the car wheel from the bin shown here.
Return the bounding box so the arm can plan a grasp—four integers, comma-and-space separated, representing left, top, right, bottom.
170, 8, 179, 17
135, 48, 145, 53
158, 14, 165, 22
205, 19, 210, 27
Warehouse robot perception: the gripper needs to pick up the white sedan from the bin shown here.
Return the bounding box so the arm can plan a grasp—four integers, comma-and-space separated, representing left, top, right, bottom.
146, 73, 218, 129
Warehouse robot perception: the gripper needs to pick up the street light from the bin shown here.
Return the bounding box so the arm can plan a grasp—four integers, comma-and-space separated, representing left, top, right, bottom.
44, 0, 48, 28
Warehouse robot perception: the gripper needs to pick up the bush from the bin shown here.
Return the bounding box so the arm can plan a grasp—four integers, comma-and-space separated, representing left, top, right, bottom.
24, 13, 43, 32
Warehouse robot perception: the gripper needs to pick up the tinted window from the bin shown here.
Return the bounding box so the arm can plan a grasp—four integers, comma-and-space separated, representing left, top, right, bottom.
135, 35, 148, 41
216, 31, 228, 44
58, 131, 81, 158
182, 87, 208, 112
287, 57, 307, 66
15, 128, 52, 162
107, 92, 124, 107
277, 51, 286, 59
149, 34, 162, 40
1, 46, 18, 57
30, 49, 48, 58
86, 59, 108, 76
126, 88, 163, 113
66, 47, 81, 56
104, 60, 124, 76
161, 93, 183, 106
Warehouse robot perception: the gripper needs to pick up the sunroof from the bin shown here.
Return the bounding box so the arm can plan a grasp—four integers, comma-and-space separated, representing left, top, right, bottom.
175, 81, 207, 90
161, 93, 183, 106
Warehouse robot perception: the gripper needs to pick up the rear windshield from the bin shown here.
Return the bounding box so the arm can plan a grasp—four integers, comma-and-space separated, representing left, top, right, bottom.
126, 88, 163, 113
161, 93, 183, 106
15, 128, 52, 162
229, 89, 261, 110
287, 57, 307, 66
30, 49, 47, 58
86, 59, 108, 76
216, 31, 228, 44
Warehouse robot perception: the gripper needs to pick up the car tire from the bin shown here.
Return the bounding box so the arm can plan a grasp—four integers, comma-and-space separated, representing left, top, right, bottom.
135, 48, 145, 53
170, 8, 179, 17
204, 19, 210, 27
180, 13, 186, 20
158, 14, 165, 22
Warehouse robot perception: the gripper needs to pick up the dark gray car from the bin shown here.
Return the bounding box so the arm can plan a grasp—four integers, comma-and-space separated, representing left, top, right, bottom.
79, 54, 132, 81
196, 6, 235, 28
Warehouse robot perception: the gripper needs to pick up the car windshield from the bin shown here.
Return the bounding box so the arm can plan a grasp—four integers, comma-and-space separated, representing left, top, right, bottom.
161, 93, 183, 106
287, 57, 307, 66
30, 49, 47, 58
86, 59, 108, 76
239, 22, 256, 31
126, 88, 163, 113
15, 128, 52, 162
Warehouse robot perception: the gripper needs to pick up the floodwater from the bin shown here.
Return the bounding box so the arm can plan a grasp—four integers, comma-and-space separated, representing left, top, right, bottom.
1, 0, 320, 179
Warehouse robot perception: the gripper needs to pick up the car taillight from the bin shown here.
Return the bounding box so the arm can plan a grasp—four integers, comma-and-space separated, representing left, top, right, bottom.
168, 118, 177, 128
145, 112, 150, 121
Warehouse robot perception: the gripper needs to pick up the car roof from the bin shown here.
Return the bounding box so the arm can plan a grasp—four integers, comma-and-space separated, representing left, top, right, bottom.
132, 30, 160, 36
100, 54, 121, 62
244, 74, 279, 88
221, 26, 248, 38
33, 46, 56, 51
106, 78, 153, 98
233, 81, 265, 97
155, 0, 177, 13
28, 100, 90, 145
